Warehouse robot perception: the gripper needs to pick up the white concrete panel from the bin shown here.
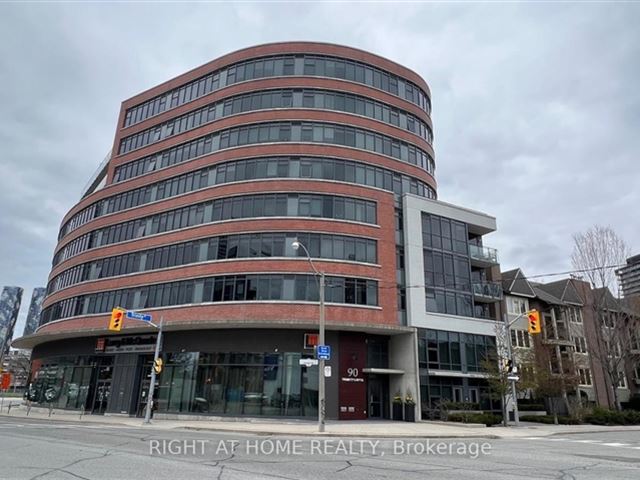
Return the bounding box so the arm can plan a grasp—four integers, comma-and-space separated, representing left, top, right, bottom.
412, 311, 501, 336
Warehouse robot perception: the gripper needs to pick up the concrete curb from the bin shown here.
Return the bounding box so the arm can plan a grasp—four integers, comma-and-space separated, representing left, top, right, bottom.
3, 411, 640, 440
178, 425, 500, 439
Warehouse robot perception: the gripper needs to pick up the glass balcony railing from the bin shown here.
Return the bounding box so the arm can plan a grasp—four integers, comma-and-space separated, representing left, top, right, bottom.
472, 282, 503, 301
468, 244, 499, 265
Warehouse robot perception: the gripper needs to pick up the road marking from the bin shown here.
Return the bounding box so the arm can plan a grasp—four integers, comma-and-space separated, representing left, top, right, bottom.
517, 437, 639, 450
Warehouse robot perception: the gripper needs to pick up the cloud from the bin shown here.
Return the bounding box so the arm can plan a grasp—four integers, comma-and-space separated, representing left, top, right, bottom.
0, 2, 638, 333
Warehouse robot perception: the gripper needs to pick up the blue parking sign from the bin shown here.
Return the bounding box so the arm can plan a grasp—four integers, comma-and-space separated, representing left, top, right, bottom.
317, 345, 331, 360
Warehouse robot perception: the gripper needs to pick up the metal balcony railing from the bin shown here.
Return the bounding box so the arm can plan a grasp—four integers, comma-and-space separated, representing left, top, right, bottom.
472, 282, 503, 301
468, 244, 499, 265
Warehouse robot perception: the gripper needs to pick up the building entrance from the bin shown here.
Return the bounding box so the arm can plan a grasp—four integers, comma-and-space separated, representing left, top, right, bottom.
88, 357, 113, 415
135, 355, 154, 417
367, 375, 389, 419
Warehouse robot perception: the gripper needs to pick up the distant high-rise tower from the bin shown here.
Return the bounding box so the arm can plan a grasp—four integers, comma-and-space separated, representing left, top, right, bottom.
617, 254, 640, 299
23, 288, 46, 336
0, 286, 24, 355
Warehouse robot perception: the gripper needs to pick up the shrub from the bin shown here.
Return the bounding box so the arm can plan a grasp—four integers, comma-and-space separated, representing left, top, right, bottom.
441, 401, 480, 411
447, 412, 502, 427
518, 404, 546, 412
519, 415, 580, 425
585, 407, 640, 425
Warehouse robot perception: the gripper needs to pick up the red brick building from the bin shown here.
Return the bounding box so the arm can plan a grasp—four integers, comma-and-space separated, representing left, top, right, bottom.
14, 43, 436, 419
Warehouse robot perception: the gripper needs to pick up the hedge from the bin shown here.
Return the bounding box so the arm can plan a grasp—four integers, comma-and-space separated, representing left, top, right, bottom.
519, 415, 580, 425
518, 404, 546, 412
584, 407, 640, 425
447, 413, 502, 427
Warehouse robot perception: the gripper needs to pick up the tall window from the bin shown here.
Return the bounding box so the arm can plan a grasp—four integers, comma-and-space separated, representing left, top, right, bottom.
510, 329, 531, 348
578, 368, 592, 386
567, 308, 583, 323
574, 336, 588, 353
422, 213, 473, 318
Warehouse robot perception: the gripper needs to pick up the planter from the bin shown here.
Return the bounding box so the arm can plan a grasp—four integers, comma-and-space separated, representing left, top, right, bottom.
393, 403, 404, 421
404, 403, 416, 422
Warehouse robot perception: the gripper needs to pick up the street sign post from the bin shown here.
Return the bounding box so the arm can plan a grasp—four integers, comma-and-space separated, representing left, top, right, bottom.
317, 345, 331, 360
299, 358, 319, 367
126, 311, 153, 322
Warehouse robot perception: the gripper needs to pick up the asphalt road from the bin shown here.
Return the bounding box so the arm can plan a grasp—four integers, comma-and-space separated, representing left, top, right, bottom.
0, 416, 639, 479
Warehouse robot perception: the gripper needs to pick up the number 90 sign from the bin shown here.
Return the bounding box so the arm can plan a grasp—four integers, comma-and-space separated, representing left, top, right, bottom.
346, 367, 359, 377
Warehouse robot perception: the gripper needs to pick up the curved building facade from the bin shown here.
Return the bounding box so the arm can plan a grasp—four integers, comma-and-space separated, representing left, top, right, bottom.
16, 42, 438, 419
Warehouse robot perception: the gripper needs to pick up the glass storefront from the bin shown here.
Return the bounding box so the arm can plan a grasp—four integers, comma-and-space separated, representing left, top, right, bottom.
29, 351, 319, 418
27, 356, 112, 411
157, 351, 318, 417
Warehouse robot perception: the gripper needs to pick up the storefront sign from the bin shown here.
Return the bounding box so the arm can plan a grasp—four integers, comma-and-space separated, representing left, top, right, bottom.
103, 335, 158, 353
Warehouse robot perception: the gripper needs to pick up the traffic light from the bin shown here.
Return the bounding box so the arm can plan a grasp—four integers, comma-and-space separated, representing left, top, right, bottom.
153, 358, 163, 374
109, 308, 125, 332
527, 309, 541, 334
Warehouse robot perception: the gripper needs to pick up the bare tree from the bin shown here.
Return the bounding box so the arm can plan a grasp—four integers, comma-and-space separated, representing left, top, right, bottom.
571, 225, 635, 411
481, 323, 536, 426
532, 341, 580, 421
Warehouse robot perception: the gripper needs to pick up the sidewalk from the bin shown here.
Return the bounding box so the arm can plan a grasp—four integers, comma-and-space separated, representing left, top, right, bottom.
2, 403, 640, 439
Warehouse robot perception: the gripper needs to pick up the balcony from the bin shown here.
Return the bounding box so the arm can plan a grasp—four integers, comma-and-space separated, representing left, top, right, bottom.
472, 282, 503, 302
469, 244, 499, 267
542, 337, 575, 347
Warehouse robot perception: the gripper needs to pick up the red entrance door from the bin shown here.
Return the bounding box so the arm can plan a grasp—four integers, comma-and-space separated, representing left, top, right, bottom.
338, 333, 367, 420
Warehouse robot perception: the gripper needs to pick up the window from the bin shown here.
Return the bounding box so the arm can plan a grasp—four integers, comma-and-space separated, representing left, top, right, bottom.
124, 54, 430, 130
508, 297, 528, 315
53, 193, 379, 266
574, 336, 588, 353
568, 308, 583, 323
618, 373, 627, 388
578, 368, 592, 386
48, 233, 377, 295
40, 274, 379, 324
114, 119, 435, 184
420, 329, 492, 373
510, 329, 531, 348
422, 213, 476, 318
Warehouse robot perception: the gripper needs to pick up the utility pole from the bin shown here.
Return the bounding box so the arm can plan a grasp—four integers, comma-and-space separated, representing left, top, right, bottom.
143, 316, 163, 424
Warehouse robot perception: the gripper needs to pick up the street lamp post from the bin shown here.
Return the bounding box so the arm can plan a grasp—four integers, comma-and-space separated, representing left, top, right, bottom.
291, 238, 326, 433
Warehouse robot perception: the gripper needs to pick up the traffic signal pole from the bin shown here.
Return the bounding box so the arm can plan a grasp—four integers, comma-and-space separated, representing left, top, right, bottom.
143, 316, 163, 425
503, 312, 520, 426
502, 308, 540, 427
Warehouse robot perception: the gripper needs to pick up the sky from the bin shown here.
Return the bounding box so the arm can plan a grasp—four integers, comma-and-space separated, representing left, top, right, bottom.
0, 2, 639, 335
